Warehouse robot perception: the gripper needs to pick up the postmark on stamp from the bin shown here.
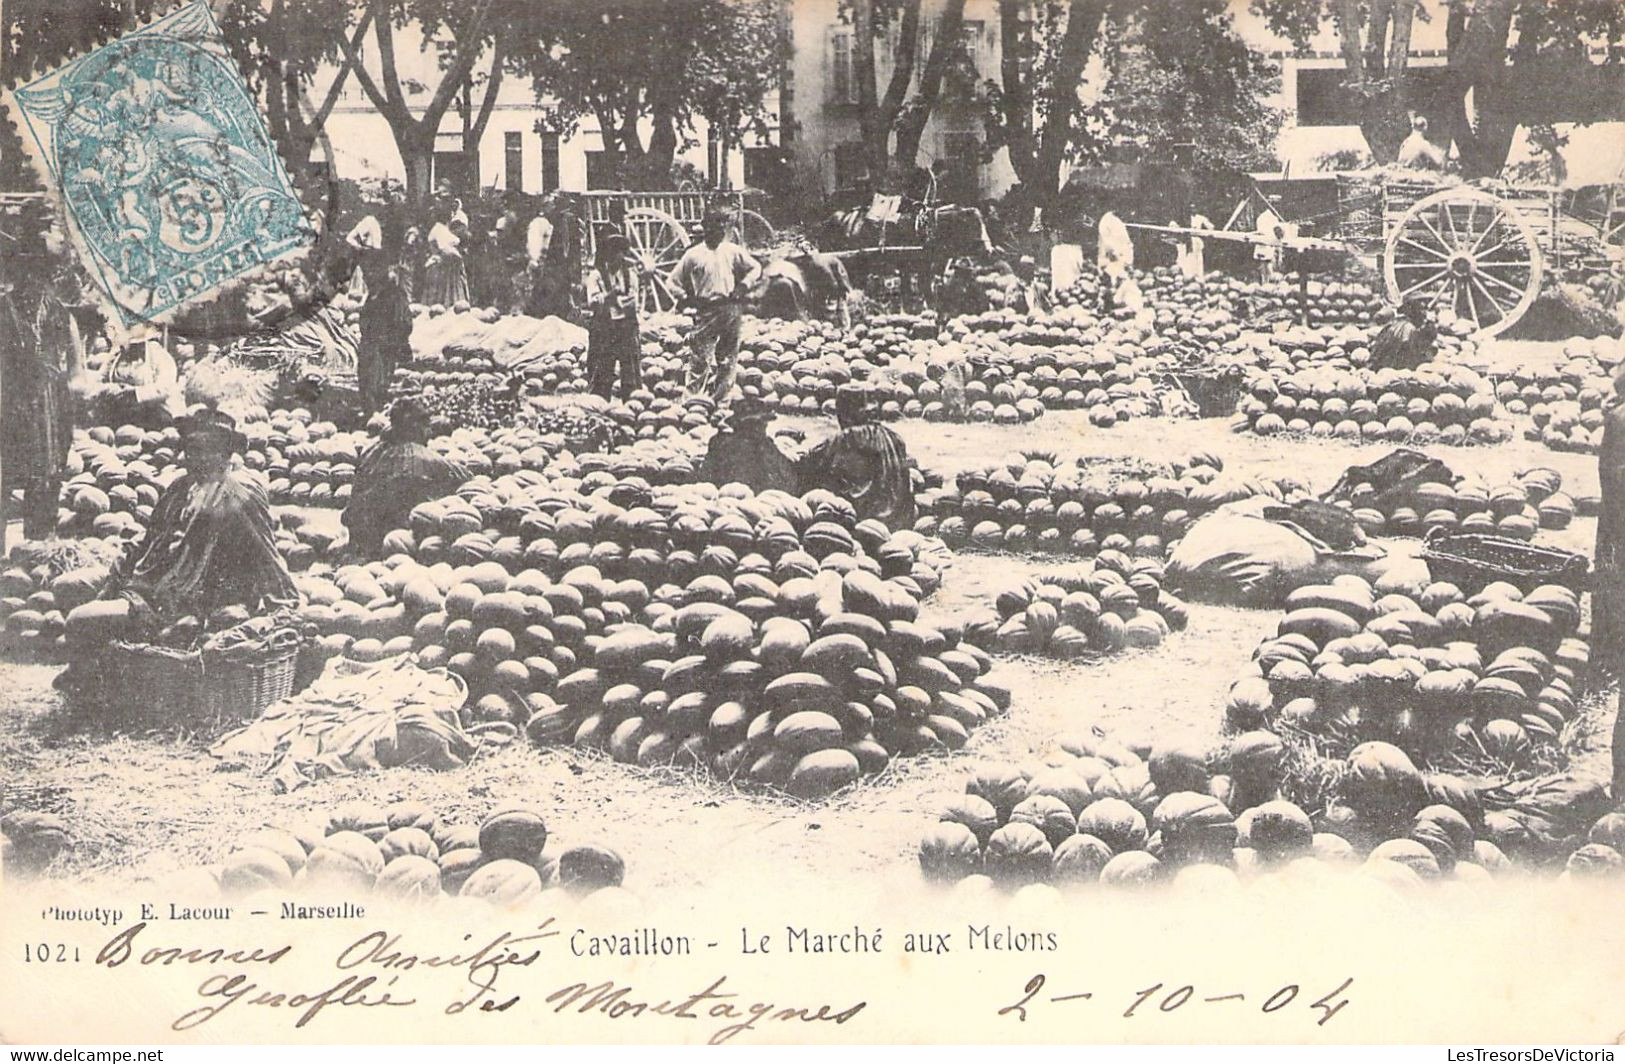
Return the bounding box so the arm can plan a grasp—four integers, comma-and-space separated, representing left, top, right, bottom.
6, 0, 311, 332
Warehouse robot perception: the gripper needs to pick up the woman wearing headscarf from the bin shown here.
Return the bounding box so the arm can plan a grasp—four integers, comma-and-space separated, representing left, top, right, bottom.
796, 384, 916, 528
583, 232, 642, 401
95, 336, 185, 429
342, 396, 471, 556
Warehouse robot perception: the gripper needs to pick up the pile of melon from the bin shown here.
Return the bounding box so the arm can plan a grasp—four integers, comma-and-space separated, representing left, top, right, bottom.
195, 801, 626, 906
537, 564, 1013, 797
732, 317, 1050, 425
1328, 466, 1588, 541
295, 480, 956, 758
914, 450, 1276, 557
1055, 268, 1387, 330
1499, 337, 1624, 454
960, 556, 1189, 659
1237, 362, 1508, 444
918, 729, 1623, 891
0, 541, 121, 660
1226, 570, 1590, 770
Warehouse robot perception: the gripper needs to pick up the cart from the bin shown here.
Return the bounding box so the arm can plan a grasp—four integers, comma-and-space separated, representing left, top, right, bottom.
1207, 169, 1625, 338
566, 190, 776, 315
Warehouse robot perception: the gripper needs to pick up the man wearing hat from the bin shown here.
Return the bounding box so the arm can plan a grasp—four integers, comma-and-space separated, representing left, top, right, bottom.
796, 383, 916, 528
674, 210, 761, 404
697, 394, 798, 494
584, 231, 642, 401
343, 395, 472, 555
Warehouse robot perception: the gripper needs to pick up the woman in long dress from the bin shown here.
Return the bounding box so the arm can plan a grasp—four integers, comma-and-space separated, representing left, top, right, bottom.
421, 204, 471, 308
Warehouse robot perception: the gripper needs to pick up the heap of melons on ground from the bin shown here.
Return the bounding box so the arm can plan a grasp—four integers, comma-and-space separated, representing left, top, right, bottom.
103, 801, 622, 906
960, 556, 1189, 659
1226, 570, 1589, 772
914, 450, 1288, 558
1054, 269, 1390, 331
1500, 336, 1625, 454
0, 539, 124, 661
292, 480, 1004, 797
917, 728, 1624, 891
1328, 466, 1590, 541
1236, 361, 1510, 445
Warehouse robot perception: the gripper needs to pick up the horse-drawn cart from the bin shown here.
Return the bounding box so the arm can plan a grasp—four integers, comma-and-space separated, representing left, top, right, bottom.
565, 190, 775, 316
1215, 169, 1624, 337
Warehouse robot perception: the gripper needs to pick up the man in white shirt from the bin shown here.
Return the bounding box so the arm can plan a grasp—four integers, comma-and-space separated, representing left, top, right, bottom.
674, 210, 760, 405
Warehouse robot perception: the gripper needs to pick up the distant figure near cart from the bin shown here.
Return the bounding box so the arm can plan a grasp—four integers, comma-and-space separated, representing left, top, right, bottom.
1370, 298, 1439, 371
674, 211, 760, 406
584, 232, 643, 401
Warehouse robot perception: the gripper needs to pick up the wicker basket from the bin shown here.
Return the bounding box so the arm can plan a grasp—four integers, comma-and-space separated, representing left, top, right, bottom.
1420, 528, 1590, 594
100, 631, 302, 734
1173, 370, 1246, 419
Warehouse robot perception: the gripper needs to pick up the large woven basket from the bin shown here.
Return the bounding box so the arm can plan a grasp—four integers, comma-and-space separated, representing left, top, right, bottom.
101, 631, 302, 734
1420, 528, 1590, 594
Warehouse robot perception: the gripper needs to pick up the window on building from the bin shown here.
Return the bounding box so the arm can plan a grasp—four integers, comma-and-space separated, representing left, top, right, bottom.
540, 131, 561, 192
833, 142, 868, 192
586, 150, 623, 190
961, 19, 986, 60
504, 131, 523, 192
829, 29, 857, 106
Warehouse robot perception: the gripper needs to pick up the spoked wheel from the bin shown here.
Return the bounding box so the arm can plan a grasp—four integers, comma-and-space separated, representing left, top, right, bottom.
1384, 188, 1543, 338
624, 207, 693, 315
735, 209, 777, 253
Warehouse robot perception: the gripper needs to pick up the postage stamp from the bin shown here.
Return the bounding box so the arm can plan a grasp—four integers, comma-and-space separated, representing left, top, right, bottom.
5, 0, 311, 331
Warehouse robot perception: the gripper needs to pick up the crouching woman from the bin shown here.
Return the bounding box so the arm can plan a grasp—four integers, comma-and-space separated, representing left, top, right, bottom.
64, 408, 298, 662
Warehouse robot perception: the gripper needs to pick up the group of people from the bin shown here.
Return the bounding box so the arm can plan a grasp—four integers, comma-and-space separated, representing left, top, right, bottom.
698, 384, 916, 529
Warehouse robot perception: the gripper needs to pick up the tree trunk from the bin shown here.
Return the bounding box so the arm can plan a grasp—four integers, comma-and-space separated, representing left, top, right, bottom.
1443, 0, 1519, 178
996, 0, 1038, 189
893, 0, 967, 180
1032, 0, 1106, 205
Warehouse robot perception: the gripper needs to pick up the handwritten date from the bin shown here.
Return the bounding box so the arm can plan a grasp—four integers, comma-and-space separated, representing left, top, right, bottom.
998, 973, 1353, 1027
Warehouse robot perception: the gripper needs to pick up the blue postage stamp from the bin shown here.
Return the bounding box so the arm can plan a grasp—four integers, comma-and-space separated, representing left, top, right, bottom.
6, 0, 310, 329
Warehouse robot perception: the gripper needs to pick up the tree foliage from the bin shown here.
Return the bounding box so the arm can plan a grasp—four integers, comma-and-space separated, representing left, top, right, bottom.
982, 0, 1279, 205
837, 0, 972, 192
1255, 0, 1625, 177
510, 0, 779, 190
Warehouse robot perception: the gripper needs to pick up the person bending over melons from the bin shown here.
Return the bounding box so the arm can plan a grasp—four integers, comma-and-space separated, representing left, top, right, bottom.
342, 396, 472, 556
65, 407, 298, 655
796, 383, 916, 529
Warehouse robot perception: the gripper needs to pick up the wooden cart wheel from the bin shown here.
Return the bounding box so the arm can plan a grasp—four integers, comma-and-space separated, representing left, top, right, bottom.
734, 209, 777, 252
624, 207, 693, 315
1384, 187, 1543, 338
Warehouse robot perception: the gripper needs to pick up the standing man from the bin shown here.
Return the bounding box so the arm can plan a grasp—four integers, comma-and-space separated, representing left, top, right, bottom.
2, 215, 96, 541
583, 233, 642, 401
674, 210, 760, 406
1595, 370, 1625, 799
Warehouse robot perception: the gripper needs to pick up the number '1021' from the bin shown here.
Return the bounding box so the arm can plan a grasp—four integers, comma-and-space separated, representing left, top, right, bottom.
24, 943, 80, 962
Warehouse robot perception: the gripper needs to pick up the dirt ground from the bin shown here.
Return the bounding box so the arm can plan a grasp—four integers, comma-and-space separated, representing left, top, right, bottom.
0, 368, 1613, 894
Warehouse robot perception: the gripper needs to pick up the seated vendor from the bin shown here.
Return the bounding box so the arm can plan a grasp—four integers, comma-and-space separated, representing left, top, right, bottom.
697, 394, 799, 495
94, 337, 185, 430
795, 383, 916, 528
1370, 297, 1439, 371
341, 396, 473, 556
64, 407, 298, 654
